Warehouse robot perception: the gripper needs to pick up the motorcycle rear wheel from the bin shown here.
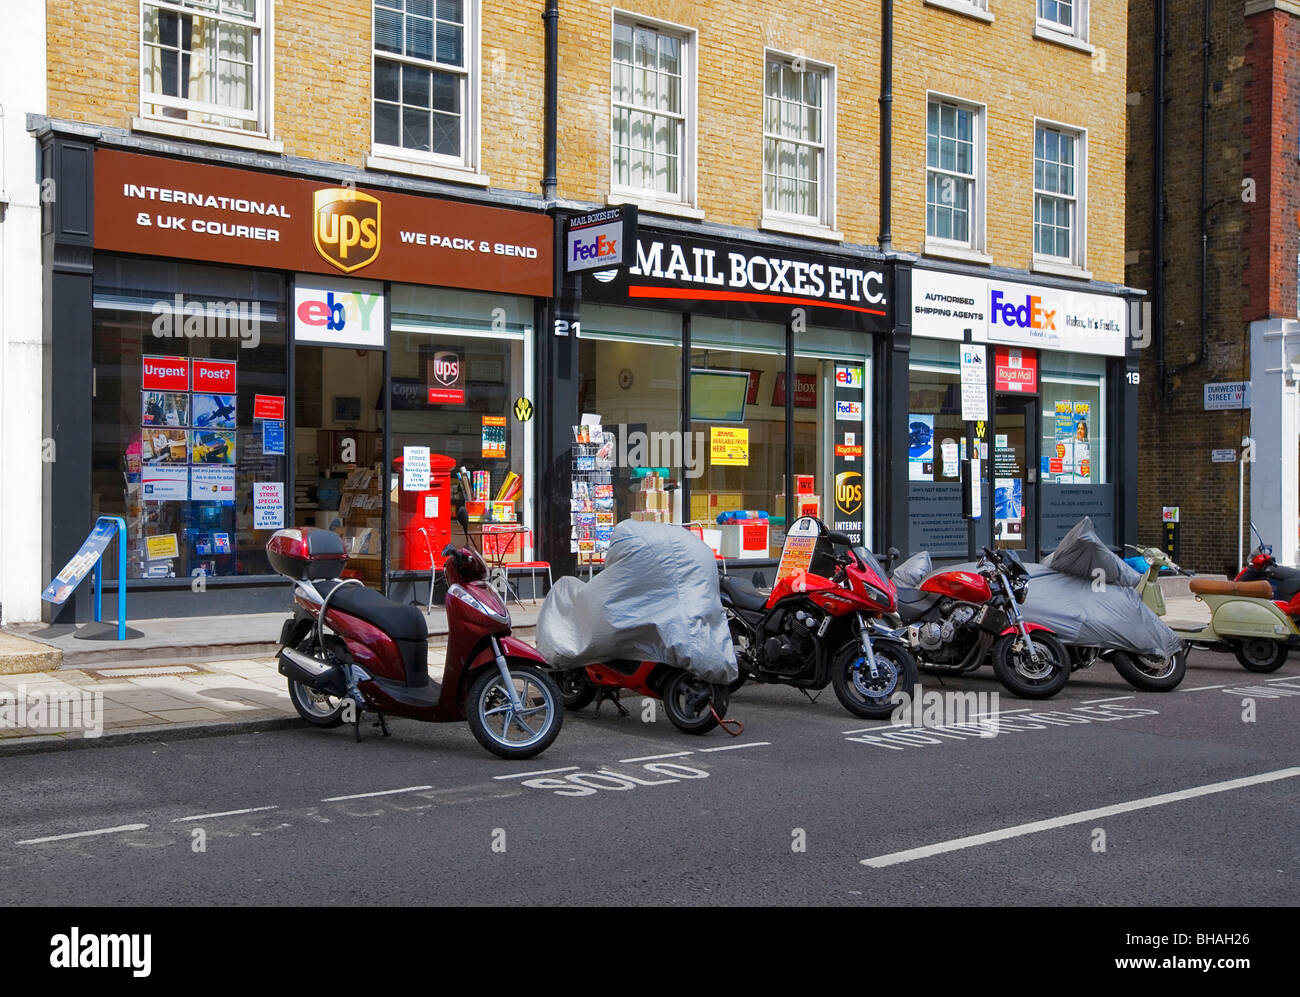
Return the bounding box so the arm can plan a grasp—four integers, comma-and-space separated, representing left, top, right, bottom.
467, 663, 563, 759
832, 641, 918, 719
991, 631, 1070, 699
1111, 647, 1186, 692
1234, 638, 1288, 673
286, 634, 349, 728
557, 668, 597, 711
662, 671, 726, 734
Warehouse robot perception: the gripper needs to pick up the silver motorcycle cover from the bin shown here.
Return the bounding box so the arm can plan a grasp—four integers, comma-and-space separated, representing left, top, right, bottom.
535, 520, 739, 684
892, 551, 933, 589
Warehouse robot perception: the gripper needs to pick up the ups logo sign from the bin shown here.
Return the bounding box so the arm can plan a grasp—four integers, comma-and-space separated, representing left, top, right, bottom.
835, 471, 863, 517
314, 189, 381, 273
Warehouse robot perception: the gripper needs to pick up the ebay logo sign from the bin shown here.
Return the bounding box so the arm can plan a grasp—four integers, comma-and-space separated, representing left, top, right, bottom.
293, 280, 386, 348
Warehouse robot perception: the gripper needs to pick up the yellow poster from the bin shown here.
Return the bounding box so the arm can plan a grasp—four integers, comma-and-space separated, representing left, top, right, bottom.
710, 426, 749, 466
146, 533, 179, 560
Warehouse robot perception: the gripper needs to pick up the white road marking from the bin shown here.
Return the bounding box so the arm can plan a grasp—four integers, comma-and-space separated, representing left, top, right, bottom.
842, 709, 1032, 735
1081, 696, 1134, 704
860, 767, 1300, 868
172, 806, 278, 822
1264, 677, 1300, 684
698, 741, 771, 752
1181, 684, 1228, 692
618, 751, 694, 763
17, 823, 149, 845
492, 766, 579, 781
320, 786, 433, 801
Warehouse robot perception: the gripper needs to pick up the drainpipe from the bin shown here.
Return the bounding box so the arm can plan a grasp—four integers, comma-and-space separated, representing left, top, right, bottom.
878, 0, 893, 252
1153, 0, 1167, 396
542, 0, 559, 201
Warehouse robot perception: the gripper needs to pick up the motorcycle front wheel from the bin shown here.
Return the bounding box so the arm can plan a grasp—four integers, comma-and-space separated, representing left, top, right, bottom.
1111, 647, 1187, 692
1234, 638, 1288, 673
467, 663, 563, 759
832, 640, 919, 719
992, 631, 1070, 699
661, 671, 726, 734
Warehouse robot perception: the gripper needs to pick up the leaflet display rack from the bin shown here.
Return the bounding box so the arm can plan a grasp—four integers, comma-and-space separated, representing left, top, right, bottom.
570, 426, 615, 570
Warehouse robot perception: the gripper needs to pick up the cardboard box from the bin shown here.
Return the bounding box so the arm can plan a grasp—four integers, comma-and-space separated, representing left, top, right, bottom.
710, 491, 745, 514
719, 520, 769, 559
690, 493, 710, 521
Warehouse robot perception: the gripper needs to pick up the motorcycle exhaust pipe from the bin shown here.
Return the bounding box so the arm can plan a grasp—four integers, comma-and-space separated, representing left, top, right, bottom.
277, 645, 347, 697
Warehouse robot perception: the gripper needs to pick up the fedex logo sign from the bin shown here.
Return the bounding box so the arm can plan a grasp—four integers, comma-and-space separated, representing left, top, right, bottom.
293, 282, 385, 348
990, 290, 1056, 332
571, 232, 619, 264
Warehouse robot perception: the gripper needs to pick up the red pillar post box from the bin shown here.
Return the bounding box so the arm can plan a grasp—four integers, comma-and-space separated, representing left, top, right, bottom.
393, 453, 458, 570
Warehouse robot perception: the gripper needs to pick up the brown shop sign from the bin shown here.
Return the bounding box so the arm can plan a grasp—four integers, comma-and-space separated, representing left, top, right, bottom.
93, 150, 553, 297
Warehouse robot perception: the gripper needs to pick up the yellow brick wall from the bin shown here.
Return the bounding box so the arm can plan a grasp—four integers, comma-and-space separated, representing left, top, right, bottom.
894, 0, 1128, 284
46, 1, 544, 194
556, 2, 882, 240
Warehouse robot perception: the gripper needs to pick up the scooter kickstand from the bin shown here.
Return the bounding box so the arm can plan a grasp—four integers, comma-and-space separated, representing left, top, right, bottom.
373, 712, 391, 737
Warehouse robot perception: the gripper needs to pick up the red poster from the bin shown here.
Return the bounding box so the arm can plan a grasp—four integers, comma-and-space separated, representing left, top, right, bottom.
771, 372, 818, 408
835, 445, 864, 457
994, 347, 1038, 393
142, 356, 190, 391
746, 370, 762, 404
742, 521, 767, 550
428, 388, 465, 404
193, 359, 237, 393
253, 394, 285, 420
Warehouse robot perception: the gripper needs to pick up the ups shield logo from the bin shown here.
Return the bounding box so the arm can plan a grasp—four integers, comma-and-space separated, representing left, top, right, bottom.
835, 471, 863, 517
313, 189, 381, 273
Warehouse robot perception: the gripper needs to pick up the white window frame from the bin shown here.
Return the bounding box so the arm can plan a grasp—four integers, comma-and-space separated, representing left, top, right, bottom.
1035, 0, 1091, 50
137, 0, 269, 138
761, 49, 838, 239
924, 0, 994, 23
368, 0, 484, 184
924, 93, 988, 263
1032, 119, 1088, 275
608, 10, 697, 215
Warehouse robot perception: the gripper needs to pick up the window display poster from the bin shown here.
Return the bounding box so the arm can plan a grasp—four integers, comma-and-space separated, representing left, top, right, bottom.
142, 465, 189, 501
262, 419, 285, 456
994, 477, 1023, 541
710, 426, 749, 466
481, 416, 507, 459
142, 391, 190, 427
941, 441, 959, 479
1052, 400, 1092, 481
193, 393, 237, 429
426, 347, 465, 404
190, 465, 236, 503
908, 413, 934, 481
195, 533, 232, 555
403, 446, 431, 490
192, 430, 237, 464
253, 482, 284, 530
146, 533, 180, 560
143, 428, 190, 465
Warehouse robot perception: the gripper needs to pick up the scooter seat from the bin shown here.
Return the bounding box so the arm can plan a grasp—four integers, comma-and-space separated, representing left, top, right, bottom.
1188, 578, 1274, 599
720, 575, 770, 612
317, 580, 429, 640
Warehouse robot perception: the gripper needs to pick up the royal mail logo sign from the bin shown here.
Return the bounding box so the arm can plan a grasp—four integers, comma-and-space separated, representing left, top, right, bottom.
313, 189, 381, 273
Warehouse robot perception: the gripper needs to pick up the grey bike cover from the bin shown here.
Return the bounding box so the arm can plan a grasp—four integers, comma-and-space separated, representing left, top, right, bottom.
892, 552, 933, 589
535, 520, 739, 684
1024, 517, 1181, 659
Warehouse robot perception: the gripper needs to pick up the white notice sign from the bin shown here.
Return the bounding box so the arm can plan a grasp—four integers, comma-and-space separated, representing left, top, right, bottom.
960, 344, 988, 422
253, 482, 284, 530
403, 446, 431, 490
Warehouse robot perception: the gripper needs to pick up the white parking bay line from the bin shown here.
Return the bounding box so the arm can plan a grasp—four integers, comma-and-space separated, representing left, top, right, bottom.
1081, 695, 1133, 704
493, 766, 579, 781
321, 786, 433, 802
1264, 677, 1300, 685
698, 741, 771, 753
1182, 684, 1228, 692
860, 767, 1300, 869
17, 823, 149, 845
618, 751, 694, 763
173, 806, 278, 822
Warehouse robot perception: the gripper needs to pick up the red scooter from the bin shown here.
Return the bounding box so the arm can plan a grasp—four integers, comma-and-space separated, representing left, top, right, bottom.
557, 661, 735, 735
267, 507, 563, 759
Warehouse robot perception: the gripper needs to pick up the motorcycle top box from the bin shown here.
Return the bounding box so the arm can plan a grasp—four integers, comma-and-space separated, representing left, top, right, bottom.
266, 527, 348, 580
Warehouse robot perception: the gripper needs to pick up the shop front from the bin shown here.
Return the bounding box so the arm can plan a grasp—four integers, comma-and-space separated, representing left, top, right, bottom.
568, 227, 892, 571
907, 267, 1138, 562
43, 142, 552, 622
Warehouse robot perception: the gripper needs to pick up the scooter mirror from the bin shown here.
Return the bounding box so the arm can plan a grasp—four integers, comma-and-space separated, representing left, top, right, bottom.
827, 530, 853, 546
455, 504, 470, 531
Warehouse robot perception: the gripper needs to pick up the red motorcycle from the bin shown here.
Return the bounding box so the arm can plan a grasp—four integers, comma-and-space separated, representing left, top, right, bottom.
267, 508, 563, 759
719, 516, 919, 719
1235, 534, 1300, 626
558, 661, 734, 735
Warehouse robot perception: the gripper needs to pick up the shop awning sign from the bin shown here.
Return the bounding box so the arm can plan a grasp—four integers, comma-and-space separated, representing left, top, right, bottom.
566, 205, 637, 274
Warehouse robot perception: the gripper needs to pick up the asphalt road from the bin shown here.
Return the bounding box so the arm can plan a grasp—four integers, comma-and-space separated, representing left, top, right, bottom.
2, 649, 1297, 907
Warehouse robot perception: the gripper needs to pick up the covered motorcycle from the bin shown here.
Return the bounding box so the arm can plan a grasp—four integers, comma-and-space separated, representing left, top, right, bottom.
536, 520, 738, 733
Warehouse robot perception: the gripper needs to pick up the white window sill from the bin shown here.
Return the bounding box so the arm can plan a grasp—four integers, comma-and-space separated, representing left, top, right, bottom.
607, 191, 704, 220
1033, 24, 1095, 55
760, 214, 843, 242
1031, 257, 1093, 281
132, 116, 283, 154
924, 0, 993, 23
924, 240, 993, 265
366, 153, 490, 187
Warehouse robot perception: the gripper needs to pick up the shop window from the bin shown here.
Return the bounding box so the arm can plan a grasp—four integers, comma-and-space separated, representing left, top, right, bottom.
1039, 354, 1105, 485
91, 257, 287, 581
141, 0, 266, 134
907, 339, 968, 558
611, 15, 694, 204
763, 52, 834, 228
387, 286, 533, 570
373, 0, 477, 169
1034, 123, 1085, 266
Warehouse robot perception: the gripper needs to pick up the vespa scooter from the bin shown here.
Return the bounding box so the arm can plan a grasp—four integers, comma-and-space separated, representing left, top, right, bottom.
267, 507, 563, 758
1134, 545, 1297, 673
